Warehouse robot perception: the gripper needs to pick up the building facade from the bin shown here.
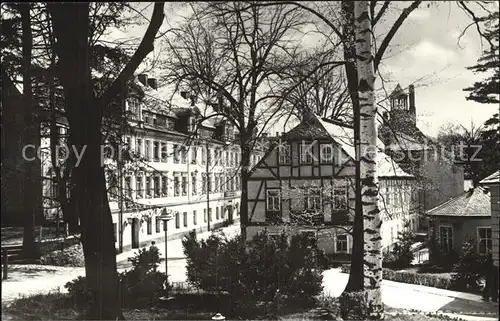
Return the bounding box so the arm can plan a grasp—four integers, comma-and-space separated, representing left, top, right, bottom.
379, 84, 465, 230
40, 73, 264, 251
427, 187, 492, 257
480, 171, 499, 267
246, 114, 418, 257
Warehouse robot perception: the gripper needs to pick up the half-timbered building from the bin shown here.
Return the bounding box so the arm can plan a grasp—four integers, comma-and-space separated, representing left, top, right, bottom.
246, 113, 417, 257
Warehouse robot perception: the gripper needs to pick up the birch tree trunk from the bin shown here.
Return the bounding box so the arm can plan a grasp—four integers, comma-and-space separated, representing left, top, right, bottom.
354, 2, 383, 319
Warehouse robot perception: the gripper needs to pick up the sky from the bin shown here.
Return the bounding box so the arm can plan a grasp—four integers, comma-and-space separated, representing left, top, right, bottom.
109, 2, 499, 138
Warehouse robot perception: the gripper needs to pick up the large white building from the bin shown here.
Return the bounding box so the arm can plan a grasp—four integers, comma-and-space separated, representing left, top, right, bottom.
41, 73, 264, 252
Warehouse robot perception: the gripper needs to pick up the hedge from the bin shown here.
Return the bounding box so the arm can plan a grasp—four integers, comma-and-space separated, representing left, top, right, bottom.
382, 269, 453, 290
339, 264, 453, 290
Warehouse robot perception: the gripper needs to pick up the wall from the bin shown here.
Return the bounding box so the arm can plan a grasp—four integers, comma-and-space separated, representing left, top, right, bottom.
489, 183, 499, 267
113, 197, 240, 251
430, 216, 492, 255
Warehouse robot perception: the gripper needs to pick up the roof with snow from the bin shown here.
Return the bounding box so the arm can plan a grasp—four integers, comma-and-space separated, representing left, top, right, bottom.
480, 171, 500, 185
427, 187, 491, 217
282, 113, 412, 178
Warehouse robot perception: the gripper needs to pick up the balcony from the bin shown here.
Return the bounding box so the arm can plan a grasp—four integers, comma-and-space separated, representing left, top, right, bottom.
224, 191, 235, 198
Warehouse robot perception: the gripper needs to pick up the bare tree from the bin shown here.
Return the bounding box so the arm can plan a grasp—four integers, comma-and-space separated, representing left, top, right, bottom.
160, 2, 343, 240
281, 48, 352, 123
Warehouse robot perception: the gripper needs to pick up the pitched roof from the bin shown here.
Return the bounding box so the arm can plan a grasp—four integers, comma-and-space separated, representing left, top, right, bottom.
480, 171, 500, 185
427, 187, 491, 217
279, 114, 412, 178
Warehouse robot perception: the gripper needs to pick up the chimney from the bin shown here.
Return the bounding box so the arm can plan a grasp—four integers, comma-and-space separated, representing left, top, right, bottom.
147, 78, 158, 90
409, 84, 416, 122
138, 73, 148, 86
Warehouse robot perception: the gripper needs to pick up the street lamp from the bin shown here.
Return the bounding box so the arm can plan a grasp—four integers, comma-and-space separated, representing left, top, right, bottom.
158, 209, 173, 296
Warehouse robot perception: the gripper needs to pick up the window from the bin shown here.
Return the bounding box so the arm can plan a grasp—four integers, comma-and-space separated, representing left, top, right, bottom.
336, 234, 348, 253
225, 151, 229, 166
183, 212, 188, 227
320, 144, 333, 163
162, 175, 168, 196
155, 217, 161, 233
236, 203, 239, 216
173, 145, 180, 163
191, 147, 197, 164
146, 177, 152, 197
204, 209, 207, 222
125, 177, 132, 197
136, 176, 143, 198
333, 183, 348, 210
201, 147, 206, 165
174, 174, 180, 196
266, 189, 281, 211
300, 143, 313, 164
153, 141, 160, 161
181, 147, 187, 164
52, 179, 59, 200
191, 174, 197, 195
306, 189, 321, 211
175, 212, 180, 229
216, 207, 220, 220
161, 142, 168, 162
202, 174, 207, 194
145, 140, 151, 161
207, 174, 212, 193
209, 208, 212, 221
478, 227, 492, 255
386, 187, 391, 205
154, 177, 160, 197
136, 138, 141, 155
278, 143, 291, 164
182, 174, 187, 196
193, 211, 197, 225
113, 223, 117, 242
147, 218, 152, 235
439, 226, 453, 253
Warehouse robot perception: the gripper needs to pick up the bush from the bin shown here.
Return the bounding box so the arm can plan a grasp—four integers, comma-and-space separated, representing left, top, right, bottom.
388, 221, 415, 269
40, 244, 85, 267
65, 245, 169, 308
382, 268, 453, 289
182, 229, 324, 306
340, 264, 351, 274
450, 239, 485, 292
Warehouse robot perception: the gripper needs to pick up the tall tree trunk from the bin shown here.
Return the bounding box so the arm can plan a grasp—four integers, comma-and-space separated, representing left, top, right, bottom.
48, 4, 123, 319
341, 0, 364, 293
20, 3, 39, 259
355, 2, 383, 319
239, 136, 252, 242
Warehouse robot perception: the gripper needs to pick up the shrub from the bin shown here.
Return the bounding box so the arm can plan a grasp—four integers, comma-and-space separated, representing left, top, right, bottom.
340, 264, 351, 274
182, 229, 324, 305
450, 239, 485, 292
39, 244, 85, 267
389, 221, 416, 269
382, 268, 453, 289
64, 276, 94, 307
65, 245, 169, 308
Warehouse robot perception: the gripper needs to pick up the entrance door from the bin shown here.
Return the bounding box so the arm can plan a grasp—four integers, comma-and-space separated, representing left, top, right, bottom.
131, 218, 140, 249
